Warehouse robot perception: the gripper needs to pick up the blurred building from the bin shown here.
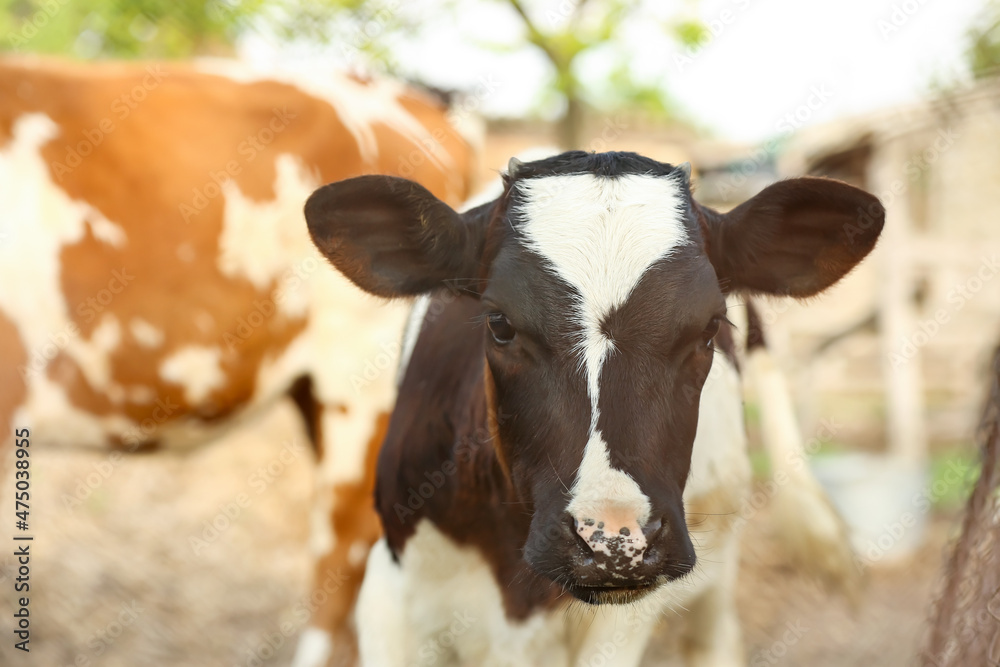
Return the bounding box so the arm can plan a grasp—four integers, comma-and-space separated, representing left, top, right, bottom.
752, 77, 1000, 456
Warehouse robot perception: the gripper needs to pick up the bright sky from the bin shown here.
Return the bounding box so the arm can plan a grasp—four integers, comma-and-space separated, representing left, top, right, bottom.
242, 0, 989, 143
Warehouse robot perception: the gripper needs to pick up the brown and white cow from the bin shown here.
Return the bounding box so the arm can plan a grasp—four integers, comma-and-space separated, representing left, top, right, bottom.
0, 57, 477, 666
305, 151, 884, 666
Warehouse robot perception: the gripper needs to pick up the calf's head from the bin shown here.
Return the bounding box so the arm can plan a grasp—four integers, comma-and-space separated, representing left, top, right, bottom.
305, 151, 883, 604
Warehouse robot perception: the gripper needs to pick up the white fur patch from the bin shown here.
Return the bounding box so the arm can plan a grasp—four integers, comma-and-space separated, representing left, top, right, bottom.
63, 313, 121, 392
159, 345, 226, 404
88, 217, 127, 247
216, 154, 318, 318
685, 352, 751, 501
0, 113, 133, 446
290, 627, 333, 667
397, 294, 431, 387
357, 525, 571, 667
129, 317, 164, 348
194, 60, 455, 172
515, 173, 689, 544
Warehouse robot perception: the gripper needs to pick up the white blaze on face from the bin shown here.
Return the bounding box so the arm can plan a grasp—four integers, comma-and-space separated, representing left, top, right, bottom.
515, 173, 689, 560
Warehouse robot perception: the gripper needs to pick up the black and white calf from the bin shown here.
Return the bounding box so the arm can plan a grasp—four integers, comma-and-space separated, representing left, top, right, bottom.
305, 151, 884, 666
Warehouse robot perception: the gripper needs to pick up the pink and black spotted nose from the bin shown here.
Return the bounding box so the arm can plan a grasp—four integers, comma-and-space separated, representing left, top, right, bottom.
563, 508, 695, 604
573, 511, 649, 567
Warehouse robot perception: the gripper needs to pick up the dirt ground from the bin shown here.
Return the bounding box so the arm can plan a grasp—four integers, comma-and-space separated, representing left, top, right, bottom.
0, 399, 959, 667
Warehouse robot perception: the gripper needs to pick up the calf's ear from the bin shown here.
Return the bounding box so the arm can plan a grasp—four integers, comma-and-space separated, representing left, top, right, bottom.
305, 175, 490, 298
696, 177, 885, 297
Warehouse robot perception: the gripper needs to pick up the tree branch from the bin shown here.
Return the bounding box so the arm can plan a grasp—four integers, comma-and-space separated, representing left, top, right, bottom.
507, 0, 562, 67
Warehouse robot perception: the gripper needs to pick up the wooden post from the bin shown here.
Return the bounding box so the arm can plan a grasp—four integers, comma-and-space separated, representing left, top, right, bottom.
871, 137, 928, 464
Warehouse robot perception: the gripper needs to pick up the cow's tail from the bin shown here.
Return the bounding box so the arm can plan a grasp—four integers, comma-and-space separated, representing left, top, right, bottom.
743, 300, 862, 600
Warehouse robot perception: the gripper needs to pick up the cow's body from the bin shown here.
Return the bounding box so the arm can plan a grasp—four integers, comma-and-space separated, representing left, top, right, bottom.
306, 151, 884, 666
0, 57, 477, 665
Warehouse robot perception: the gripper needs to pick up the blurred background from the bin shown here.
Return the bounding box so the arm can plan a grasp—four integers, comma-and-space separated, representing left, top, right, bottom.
2, 0, 1000, 665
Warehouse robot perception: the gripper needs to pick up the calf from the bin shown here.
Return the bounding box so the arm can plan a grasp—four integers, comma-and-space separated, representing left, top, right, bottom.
306, 151, 883, 666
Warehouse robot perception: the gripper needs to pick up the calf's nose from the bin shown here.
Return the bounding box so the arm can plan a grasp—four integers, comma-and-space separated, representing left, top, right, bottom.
573, 508, 660, 565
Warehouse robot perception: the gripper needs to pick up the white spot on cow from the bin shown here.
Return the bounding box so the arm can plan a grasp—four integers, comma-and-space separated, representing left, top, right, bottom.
0, 113, 141, 446
63, 313, 122, 392
349, 539, 370, 567
516, 173, 689, 554
290, 627, 333, 667
159, 345, 226, 404
195, 60, 456, 172
130, 317, 164, 348
88, 217, 127, 247
0, 114, 87, 348
216, 154, 317, 318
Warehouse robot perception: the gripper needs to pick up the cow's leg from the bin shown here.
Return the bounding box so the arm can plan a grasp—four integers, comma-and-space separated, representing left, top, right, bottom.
290, 374, 389, 667
679, 537, 744, 667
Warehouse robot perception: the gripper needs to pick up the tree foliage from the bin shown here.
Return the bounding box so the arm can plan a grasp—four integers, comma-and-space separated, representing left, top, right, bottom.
966, 0, 1000, 80
0, 0, 417, 59
501, 0, 696, 147
1, 0, 260, 57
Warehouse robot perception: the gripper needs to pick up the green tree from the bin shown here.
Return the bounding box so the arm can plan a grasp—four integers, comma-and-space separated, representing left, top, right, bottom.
1, 0, 263, 57
0, 0, 415, 60
967, 0, 1000, 80
503, 0, 701, 148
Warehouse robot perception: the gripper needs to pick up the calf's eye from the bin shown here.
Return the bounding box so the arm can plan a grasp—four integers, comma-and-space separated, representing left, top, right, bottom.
702, 317, 721, 347
487, 313, 516, 344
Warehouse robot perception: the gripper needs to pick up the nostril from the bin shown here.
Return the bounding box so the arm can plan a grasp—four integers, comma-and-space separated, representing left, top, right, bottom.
642, 517, 663, 539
